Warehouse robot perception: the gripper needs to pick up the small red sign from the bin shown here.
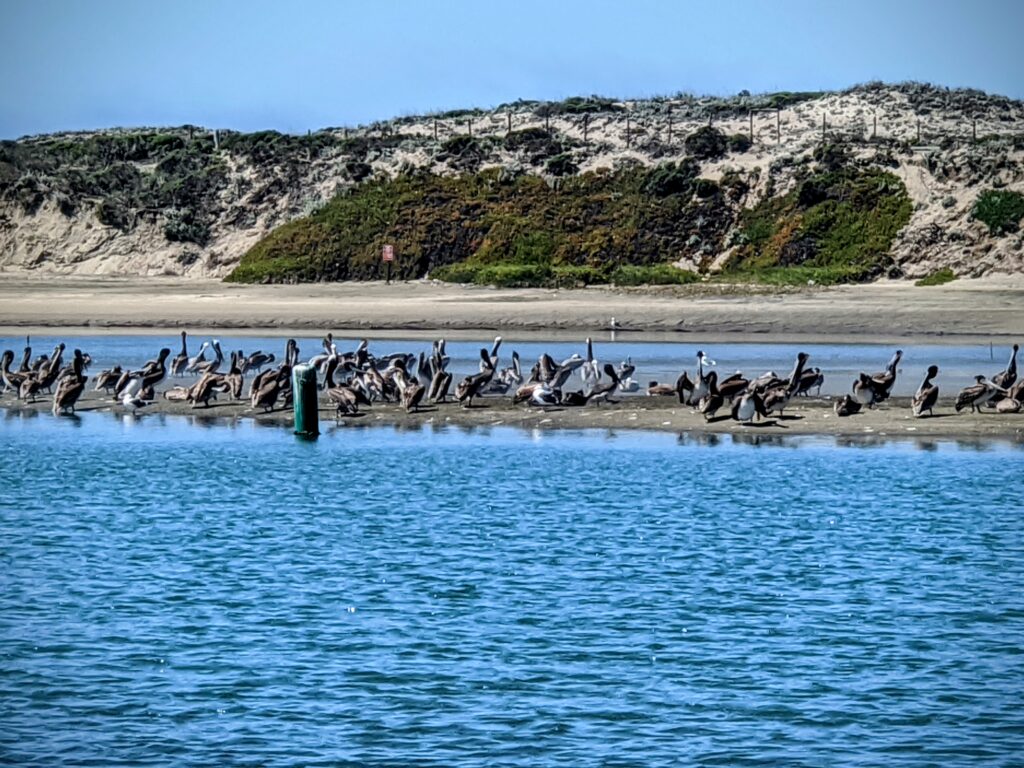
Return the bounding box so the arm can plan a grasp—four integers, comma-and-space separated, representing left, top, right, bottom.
382, 245, 394, 262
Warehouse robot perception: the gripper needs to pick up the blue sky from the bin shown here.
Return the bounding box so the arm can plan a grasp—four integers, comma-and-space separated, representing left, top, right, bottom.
2, 0, 1022, 138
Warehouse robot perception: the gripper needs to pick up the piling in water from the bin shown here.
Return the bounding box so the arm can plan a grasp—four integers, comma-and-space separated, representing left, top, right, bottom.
292, 364, 319, 438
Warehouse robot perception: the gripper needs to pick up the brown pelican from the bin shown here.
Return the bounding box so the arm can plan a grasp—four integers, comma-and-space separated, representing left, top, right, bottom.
852, 372, 885, 407
138, 348, 171, 397
241, 350, 275, 375
185, 341, 210, 375
992, 344, 1019, 390
689, 351, 712, 405
718, 372, 750, 402
995, 397, 1021, 413
251, 367, 290, 412
731, 390, 768, 424
763, 352, 808, 417
193, 340, 224, 376
19, 375, 41, 403
456, 349, 495, 407
188, 372, 227, 408
35, 344, 66, 394
834, 394, 863, 417
911, 365, 939, 418
796, 367, 824, 397
1, 350, 31, 395
954, 375, 998, 413
93, 365, 123, 393
646, 381, 676, 396
162, 386, 190, 401
697, 371, 724, 421
429, 369, 453, 403
395, 368, 426, 412
581, 338, 599, 391
222, 351, 244, 399
52, 350, 88, 416
327, 383, 371, 417
482, 336, 502, 371
171, 331, 189, 377
587, 364, 620, 404
870, 350, 902, 403
675, 370, 694, 404
16, 344, 31, 374
512, 381, 545, 405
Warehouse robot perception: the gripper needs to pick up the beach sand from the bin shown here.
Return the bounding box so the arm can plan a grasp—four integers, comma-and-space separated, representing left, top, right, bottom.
1, 275, 1023, 343
2, 389, 1022, 443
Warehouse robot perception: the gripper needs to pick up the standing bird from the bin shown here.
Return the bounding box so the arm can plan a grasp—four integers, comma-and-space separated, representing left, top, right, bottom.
955, 375, 998, 413
138, 348, 171, 398
870, 349, 903, 403
762, 352, 809, 417
911, 365, 940, 418
992, 344, 1019, 390
586, 364, 620, 405
185, 341, 210, 375
731, 390, 768, 424
171, 331, 190, 377
456, 349, 495, 408
697, 371, 724, 421
52, 350, 88, 416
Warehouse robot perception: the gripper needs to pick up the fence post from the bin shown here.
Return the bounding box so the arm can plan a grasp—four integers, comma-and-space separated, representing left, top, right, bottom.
507, 111, 512, 135
749, 110, 754, 143
626, 113, 630, 147
583, 113, 589, 144
467, 119, 472, 138
666, 106, 672, 144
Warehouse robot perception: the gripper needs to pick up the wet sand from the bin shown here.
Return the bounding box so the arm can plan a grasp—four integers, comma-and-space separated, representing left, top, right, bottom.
1, 275, 1023, 344
3, 389, 1022, 443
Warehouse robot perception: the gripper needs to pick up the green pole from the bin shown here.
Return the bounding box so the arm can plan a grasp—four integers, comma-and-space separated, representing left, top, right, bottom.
292, 364, 319, 439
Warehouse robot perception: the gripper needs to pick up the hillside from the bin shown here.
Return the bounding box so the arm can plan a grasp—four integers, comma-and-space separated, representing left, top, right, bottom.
1, 82, 1023, 282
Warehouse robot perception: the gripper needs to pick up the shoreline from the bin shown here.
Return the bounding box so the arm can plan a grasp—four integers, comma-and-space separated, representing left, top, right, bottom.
1, 275, 1023, 344
3, 391, 1022, 443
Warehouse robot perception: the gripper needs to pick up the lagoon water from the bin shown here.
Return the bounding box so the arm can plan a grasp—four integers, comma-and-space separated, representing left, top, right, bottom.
2, 412, 1023, 765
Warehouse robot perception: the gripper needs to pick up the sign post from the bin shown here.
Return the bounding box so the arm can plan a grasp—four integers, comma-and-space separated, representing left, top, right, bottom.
382, 244, 394, 284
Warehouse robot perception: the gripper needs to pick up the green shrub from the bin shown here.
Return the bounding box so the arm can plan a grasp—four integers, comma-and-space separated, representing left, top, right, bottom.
972, 189, 1024, 235
915, 268, 956, 286
611, 264, 700, 286
545, 153, 578, 176
685, 126, 727, 160
552, 265, 608, 287
727, 133, 752, 153
431, 262, 479, 283
473, 263, 552, 287
694, 178, 719, 198
164, 208, 211, 245
642, 160, 698, 197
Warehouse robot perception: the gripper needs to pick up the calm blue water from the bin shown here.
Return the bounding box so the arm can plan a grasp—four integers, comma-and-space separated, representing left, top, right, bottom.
2, 413, 1024, 766
2, 333, 1014, 397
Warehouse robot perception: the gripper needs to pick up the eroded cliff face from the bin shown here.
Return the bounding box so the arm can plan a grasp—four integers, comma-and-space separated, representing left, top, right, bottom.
1, 83, 1022, 280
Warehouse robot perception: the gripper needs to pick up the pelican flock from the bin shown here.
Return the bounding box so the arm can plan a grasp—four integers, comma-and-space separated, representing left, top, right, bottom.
1, 335, 1022, 428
